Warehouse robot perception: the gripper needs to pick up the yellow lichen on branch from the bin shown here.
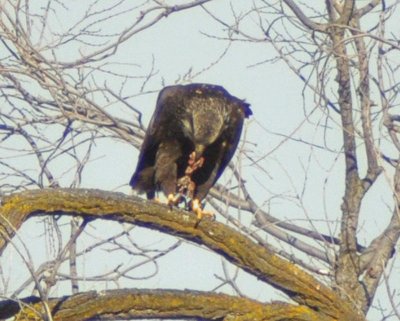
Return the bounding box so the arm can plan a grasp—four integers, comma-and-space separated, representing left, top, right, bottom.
0, 189, 365, 321
3, 289, 328, 321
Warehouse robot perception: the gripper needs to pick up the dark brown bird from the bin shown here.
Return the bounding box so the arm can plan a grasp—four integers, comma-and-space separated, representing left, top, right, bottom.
129, 83, 251, 219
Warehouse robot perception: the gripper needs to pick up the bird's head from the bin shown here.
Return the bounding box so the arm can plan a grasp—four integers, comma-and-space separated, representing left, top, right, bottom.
192, 105, 225, 147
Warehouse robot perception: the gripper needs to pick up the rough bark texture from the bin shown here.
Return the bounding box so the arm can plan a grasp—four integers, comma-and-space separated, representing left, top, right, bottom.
1, 289, 328, 321
0, 188, 366, 321
330, 26, 366, 308
327, 3, 384, 310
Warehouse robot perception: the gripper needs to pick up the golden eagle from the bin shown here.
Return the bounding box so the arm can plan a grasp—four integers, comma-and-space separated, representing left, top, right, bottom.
130, 83, 251, 219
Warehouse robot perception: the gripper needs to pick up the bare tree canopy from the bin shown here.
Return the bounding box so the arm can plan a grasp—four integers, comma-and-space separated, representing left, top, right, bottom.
1, 1, 400, 321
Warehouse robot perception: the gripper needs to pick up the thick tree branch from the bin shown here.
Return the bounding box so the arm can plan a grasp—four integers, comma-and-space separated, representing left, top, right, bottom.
360, 207, 400, 297
339, 0, 355, 25
0, 189, 364, 320
0, 289, 330, 321
329, 6, 382, 311
350, 17, 382, 190
355, 10, 400, 310
359, 163, 400, 308
356, 0, 381, 17
329, 24, 365, 311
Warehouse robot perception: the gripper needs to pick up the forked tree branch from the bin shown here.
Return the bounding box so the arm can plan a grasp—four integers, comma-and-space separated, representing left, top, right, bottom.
359, 163, 400, 305
339, 0, 355, 24
350, 17, 382, 190
0, 189, 364, 321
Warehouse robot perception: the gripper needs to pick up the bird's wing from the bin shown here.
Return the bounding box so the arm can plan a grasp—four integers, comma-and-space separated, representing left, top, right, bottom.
213, 100, 251, 181
193, 108, 245, 200
130, 86, 182, 192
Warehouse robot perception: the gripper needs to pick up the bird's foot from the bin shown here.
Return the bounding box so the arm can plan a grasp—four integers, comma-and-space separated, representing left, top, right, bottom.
153, 197, 162, 204
192, 199, 215, 222
167, 193, 183, 207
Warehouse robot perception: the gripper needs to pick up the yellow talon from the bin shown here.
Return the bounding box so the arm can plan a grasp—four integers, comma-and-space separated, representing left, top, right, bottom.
167, 193, 182, 207
192, 199, 215, 221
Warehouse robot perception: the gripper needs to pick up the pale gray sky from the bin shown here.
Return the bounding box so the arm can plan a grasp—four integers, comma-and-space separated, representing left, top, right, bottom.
1, 1, 399, 320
